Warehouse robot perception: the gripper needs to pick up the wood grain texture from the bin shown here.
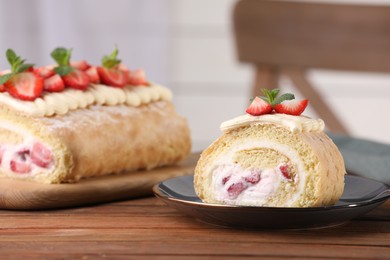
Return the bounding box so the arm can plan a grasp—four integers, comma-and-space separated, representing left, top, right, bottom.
0, 197, 388, 258
0, 153, 198, 210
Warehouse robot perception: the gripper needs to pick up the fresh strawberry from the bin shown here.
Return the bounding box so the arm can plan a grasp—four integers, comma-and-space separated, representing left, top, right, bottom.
128, 69, 149, 86
30, 142, 53, 168
44, 74, 65, 92
118, 63, 129, 73
70, 60, 90, 71
274, 99, 309, 116
246, 97, 273, 116
34, 66, 55, 79
62, 69, 90, 90
5, 72, 43, 101
85, 66, 100, 84
97, 67, 127, 87
98, 47, 129, 87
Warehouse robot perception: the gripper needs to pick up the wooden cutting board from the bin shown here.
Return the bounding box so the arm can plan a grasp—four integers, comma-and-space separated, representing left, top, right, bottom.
0, 153, 199, 210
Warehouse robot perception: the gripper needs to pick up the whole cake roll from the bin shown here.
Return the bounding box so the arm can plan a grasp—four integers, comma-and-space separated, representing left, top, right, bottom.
0, 48, 191, 183
195, 89, 345, 207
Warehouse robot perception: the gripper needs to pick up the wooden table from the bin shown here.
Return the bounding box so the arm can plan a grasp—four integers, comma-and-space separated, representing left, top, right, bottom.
0, 195, 389, 259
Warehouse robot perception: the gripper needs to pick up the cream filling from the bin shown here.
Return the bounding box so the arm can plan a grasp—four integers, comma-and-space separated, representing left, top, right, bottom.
0, 83, 172, 117
213, 164, 287, 205
209, 139, 305, 206
220, 114, 325, 133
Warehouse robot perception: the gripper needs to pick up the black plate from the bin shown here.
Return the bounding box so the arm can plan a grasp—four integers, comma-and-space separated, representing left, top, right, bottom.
153, 175, 390, 229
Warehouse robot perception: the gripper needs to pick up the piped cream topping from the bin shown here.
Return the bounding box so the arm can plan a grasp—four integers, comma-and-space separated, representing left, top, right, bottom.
0, 83, 172, 117
220, 114, 325, 133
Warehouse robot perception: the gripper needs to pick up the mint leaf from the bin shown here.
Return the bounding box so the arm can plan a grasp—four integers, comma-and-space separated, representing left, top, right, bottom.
5, 49, 34, 73
6, 49, 18, 65
0, 73, 13, 85
54, 66, 73, 76
16, 63, 34, 73
51, 47, 72, 66
273, 93, 295, 106
102, 47, 121, 68
262, 88, 280, 104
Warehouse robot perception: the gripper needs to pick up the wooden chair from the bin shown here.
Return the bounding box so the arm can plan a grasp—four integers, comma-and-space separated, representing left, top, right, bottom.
233, 0, 390, 134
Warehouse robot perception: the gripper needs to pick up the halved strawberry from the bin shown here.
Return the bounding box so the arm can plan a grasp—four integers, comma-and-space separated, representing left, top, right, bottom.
30, 142, 53, 168
85, 66, 100, 84
97, 67, 127, 88
62, 69, 90, 90
70, 60, 90, 71
44, 74, 65, 92
5, 72, 44, 101
274, 99, 309, 116
246, 97, 273, 116
34, 66, 55, 79
118, 63, 129, 73
127, 69, 148, 86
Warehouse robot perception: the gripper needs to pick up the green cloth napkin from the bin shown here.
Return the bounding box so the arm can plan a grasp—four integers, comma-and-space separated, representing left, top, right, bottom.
329, 133, 390, 186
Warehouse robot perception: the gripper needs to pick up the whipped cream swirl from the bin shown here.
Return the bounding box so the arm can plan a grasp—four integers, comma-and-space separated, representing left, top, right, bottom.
220, 114, 325, 133
0, 84, 172, 117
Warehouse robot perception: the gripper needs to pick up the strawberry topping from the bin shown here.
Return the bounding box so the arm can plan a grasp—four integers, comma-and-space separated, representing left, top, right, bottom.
5, 72, 43, 101
128, 69, 149, 86
62, 69, 90, 90
70, 60, 90, 71
246, 89, 308, 116
34, 66, 55, 79
274, 99, 309, 116
44, 74, 65, 92
97, 67, 127, 87
85, 66, 100, 84
245, 97, 272, 116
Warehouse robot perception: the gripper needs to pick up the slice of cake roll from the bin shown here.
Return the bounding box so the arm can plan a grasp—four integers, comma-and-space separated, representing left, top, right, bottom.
0, 48, 191, 183
195, 90, 345, 207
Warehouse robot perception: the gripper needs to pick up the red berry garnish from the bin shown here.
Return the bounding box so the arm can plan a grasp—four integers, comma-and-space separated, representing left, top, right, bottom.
5, 72, 43, 101
34, 66, 55, 79
62, 69, 90, 90
245, 97, 272, 116
44, 74, 65, 92
274, 99, 309, 116
97, 67, 127, 88
70, 60, 90, 71
128, 69, 149, 86
85, 66, 100, 84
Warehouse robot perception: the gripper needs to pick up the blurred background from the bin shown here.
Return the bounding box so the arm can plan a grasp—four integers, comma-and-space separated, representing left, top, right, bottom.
1, 0, 390, 151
